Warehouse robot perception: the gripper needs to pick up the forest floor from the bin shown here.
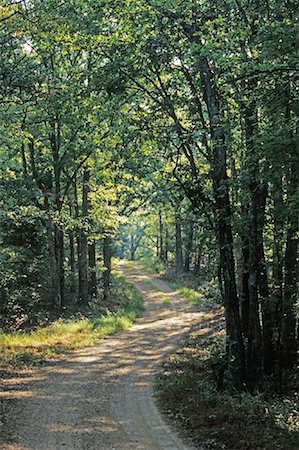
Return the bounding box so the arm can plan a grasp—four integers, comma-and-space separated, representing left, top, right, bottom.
0, 261, 212, 450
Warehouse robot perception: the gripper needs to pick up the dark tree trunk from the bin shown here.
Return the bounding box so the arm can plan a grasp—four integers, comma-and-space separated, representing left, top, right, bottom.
175, 212, 183, 273
130, 234, 135, 260
103, 236, 112, 290
244, 107, 262, 387
199, 56, 245, 388
184, 224, 194, 272
54, 225, 65, 308
69, 231, 76, 301
158, 209, 164, 261
256, 185, 274, 375
79, 170, 90, 305
241, 236, 250, 339
165, 225, 169, 263
45, 218, 61, 308
73, 172, 89, 306
282, 158, 298, 369
77, 233, 88, 305
88, 240, 97, 299
50, 120, 65, 310
272, 174, 284, 345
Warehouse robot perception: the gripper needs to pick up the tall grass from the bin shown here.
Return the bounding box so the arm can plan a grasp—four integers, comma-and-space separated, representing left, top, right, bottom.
0, 275, 143, 366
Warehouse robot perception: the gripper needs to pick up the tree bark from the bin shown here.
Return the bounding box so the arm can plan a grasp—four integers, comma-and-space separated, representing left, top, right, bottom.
158, 209, 165, 262
54, 225, 65, 308
243, 105, 262, 387
69, 231, 76, 301
78, 170, 90, 305
88, 240, 97, 299
175, 212, 183, 273
103, 236, 112, 290
44, 218, 61, 308
184, 223, 194, 272
282, 158, 298, 369
200, 56, 245, 387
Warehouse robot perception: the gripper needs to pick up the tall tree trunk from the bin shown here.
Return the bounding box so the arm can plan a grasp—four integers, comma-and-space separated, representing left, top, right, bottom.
165, 224, 169, 263
270, 175, 284, 372
194, 247, 201, 276
184, 224, 194, 272
256, 185, 274, 374
282, 158, 298, 369
103, 236, 112, 290
77, 233, 88, 305
241, 235, 250, 339
45, 218, 61, 308
54, 225, 65, 308
73, 174, 89, 306
130, 234, 135, 260
158, 209, 164, 262
88, 240, 97, 299
78, 170, 90, 305
244, 106, 262, 387
69, 231, 76, 301
200, 57, 245, 387
175, 212, 183, 273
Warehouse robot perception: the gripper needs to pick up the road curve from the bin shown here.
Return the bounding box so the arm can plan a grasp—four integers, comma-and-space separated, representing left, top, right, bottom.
1, 262, 203, 450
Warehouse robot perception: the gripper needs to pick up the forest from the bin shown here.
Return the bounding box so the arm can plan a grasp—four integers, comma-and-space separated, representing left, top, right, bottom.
0, 0, 298, 448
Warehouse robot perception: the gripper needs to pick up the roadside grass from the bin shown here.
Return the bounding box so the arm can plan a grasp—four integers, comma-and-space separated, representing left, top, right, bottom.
138, 257, 166, 276
135, 257, 221, 307
169, 277, 221, 307
156, 316, 299, 450
170, 284, 203, 305
0, 274, 144, 366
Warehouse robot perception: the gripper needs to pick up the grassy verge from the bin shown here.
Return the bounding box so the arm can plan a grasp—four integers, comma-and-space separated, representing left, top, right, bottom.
138, 257, 166, 275
136, 257, 221, 307
169, 277, 221, 307
0, 273, 144, 366
156, 316, 299, 450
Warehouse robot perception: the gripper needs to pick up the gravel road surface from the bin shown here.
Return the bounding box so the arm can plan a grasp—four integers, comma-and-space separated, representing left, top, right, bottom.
0, 262, 203, 450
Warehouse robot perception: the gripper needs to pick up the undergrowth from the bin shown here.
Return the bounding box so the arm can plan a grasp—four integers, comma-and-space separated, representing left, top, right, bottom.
156, 321, 299, 450
0, 273, 144, 366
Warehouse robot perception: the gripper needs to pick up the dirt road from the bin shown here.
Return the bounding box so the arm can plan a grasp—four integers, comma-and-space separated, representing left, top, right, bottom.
0, 262, 204, 450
